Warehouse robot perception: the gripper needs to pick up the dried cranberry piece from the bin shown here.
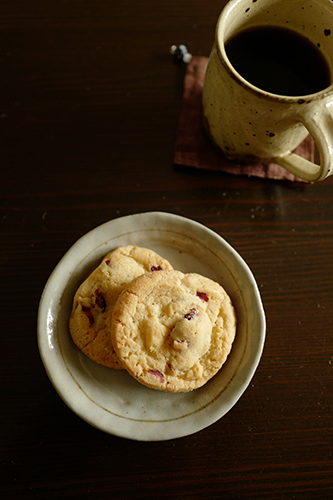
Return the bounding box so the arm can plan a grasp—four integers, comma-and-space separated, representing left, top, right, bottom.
184, 308, 198, 320
151, 265, 162, 271
81, 305, 94, 327
197, 291, 209, 302
105, 259, 110, 266
94, 288, 106, 312
148, 369, 165, 383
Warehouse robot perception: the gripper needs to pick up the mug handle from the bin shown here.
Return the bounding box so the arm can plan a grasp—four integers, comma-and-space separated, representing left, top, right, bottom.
273, 101, 333, 182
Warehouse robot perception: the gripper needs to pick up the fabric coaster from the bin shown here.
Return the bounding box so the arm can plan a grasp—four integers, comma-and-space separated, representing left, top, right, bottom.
174, 56, 315, 182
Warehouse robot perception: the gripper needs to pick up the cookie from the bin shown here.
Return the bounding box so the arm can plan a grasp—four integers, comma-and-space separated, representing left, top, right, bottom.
69, 245, 173, 368
111, 269, 236, 392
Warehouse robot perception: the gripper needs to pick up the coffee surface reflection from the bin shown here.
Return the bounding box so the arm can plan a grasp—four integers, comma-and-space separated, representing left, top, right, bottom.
225, 26, 331, 96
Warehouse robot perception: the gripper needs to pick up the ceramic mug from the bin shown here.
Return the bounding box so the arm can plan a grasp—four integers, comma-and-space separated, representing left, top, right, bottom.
202, 0, 333, 182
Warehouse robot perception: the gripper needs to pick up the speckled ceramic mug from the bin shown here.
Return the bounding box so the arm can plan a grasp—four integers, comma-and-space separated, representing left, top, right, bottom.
202, 0, 333, 182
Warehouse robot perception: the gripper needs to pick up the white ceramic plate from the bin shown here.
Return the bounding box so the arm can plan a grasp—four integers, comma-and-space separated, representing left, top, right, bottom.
37, 212, 265, 441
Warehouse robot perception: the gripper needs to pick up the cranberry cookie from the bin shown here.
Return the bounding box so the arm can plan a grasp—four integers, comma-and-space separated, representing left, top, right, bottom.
69, 245, 173, 368
111, 269, 236, 391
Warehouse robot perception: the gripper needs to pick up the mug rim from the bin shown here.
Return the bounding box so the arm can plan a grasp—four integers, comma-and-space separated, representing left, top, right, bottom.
215, 0, 333, 104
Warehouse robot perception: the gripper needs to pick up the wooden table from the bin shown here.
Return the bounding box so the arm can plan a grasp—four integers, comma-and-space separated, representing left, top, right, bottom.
2, 1, 333, 498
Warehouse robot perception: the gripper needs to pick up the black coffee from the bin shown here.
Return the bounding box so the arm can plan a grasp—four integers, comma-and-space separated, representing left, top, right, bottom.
225, 26, 331, 96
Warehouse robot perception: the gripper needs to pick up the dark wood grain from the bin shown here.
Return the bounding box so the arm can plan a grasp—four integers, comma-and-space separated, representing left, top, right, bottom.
1, 1, 333, 499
